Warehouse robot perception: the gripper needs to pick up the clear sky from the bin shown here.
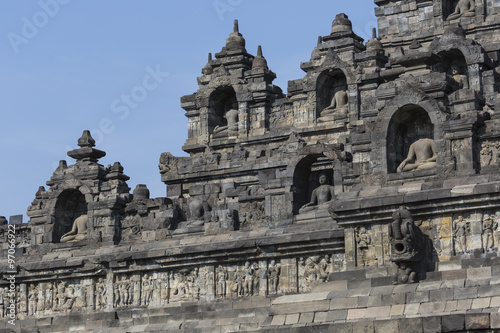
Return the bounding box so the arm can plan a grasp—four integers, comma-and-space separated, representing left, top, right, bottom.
0, 0, 377, 222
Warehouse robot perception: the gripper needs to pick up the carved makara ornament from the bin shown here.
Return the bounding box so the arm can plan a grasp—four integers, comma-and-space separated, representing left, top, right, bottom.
389, 206, 424, 261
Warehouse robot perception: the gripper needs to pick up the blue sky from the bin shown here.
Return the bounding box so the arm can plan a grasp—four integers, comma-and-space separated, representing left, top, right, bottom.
0, 0, 377, 222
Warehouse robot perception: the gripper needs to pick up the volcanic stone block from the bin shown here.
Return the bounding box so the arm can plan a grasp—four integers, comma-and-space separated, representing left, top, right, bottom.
422, 316, 442, 333
398, 318, 423, 333
442, 314, 465, 332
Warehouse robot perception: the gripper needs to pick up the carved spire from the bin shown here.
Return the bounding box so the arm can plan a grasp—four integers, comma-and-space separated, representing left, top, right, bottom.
233, 19, 239, 33
252, 45, 268, 69
35, 186, 45, 199
202, 52, 214, 75
67, 130, 106, 163
225, 19, 246, 50
55, 160, 68, 172
106, 161, 130, 181
331, 13, 353, 35
78, 130, 96, 147
366, 27, 383, 53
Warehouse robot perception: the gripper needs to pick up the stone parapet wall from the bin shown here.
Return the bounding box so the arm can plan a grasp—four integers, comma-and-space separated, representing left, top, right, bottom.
3, 0, 500, 331
0, 222, 344, 328
1, 257, 499, 332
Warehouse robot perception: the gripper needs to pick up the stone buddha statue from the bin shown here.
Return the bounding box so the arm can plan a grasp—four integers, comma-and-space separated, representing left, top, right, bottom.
397, 138, 437, 173
188, 198, 206, 226
450, 63, 469, 89
448, 0, 475, 20
60, 214, 88, 243
299, 173, 335, 213
213, 109, 238, 135
320, 90, 348, 118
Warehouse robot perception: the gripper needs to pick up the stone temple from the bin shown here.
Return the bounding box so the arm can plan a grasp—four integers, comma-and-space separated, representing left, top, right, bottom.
3, 0, 500, 332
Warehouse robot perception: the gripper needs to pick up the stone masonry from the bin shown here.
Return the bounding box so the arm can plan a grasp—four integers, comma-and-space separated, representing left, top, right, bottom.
2, 0, 500, 332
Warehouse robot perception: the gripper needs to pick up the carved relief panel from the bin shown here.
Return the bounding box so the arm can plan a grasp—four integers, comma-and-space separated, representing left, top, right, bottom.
226, 262, 260, 298
23, 278, 92, 317
276, 258, 298, 294
169, 268, 200, 302
419, 211, 499, 259
355, 226, 375, 267
113, 274, 135, 308
298, 256, 331, 292
480, 140, 500, 169
12, 252, 346, 317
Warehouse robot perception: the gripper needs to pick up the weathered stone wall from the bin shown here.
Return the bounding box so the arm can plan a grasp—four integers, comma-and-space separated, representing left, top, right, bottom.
2, 0, 500, 331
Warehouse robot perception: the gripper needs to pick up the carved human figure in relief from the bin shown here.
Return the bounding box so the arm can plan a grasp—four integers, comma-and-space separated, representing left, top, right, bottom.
318, 256, 330, 282
28, 284, 38, 315
267, 260, 280, 295
216, 266, 227, 298
356, 226, 372, 248
482, 214, 497, 252
60, 215, 88, 243
299, 257, 322, 292
142, 274, 152, 305
320, 90, 348, 117
36, 286, 44, 313
303, 257, 319, 284
173, 272, 189, 298
119, 276, 131, 306
299, 173, 335, 213
113, 282, 120, 308
213, 109, 239, 135
55, 281, 67, 310
356, 226, 372, 267
453, 216, 470, 254
61, 286, 76, 311
243, 261, 255, 296
397, 138, 437, 173
96, 278, 107, 310
448, 0, 475, 20
45, 282, 54, 311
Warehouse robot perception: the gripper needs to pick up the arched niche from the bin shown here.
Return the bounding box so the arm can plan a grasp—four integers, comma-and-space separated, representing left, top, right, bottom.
53, 189, 87, 243
293, 154, 335, 214
443, 0, 459, 20
387, 105, 434, 173
316, 70, 348, 118
208, 86, 238, 135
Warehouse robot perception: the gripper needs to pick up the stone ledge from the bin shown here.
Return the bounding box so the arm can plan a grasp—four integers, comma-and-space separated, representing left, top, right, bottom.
272, 292, 330, 305
267, 270, 500, 324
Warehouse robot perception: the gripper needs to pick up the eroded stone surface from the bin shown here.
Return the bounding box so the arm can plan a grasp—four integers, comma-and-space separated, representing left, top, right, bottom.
3, 1, 500, 331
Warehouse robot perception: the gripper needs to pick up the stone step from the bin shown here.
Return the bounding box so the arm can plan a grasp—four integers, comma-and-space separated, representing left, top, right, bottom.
6, 301, 273, 333
315, 252, 500, 294
266, 268, 500, 330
